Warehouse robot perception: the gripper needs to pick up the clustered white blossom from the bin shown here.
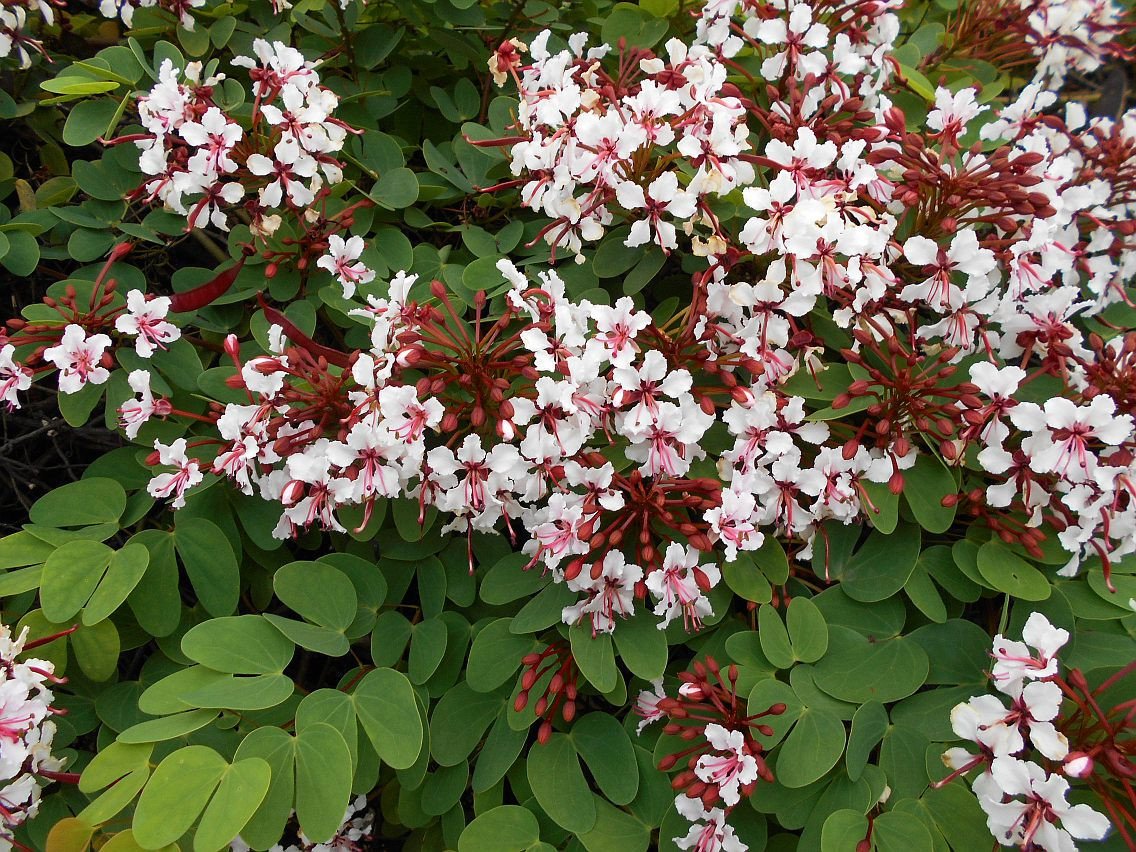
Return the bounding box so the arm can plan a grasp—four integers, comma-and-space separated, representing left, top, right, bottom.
231, 795, 373, 852
133, 39, 349, 235
944, 613, 1111, 851
0, 624, 64, 852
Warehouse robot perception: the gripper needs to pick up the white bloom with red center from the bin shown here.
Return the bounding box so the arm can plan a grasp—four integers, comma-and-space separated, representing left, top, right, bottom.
647, 543, 720, 631
612, 350, 693, 431
523, 492, 589, 573
694, 724, 759, 807
179, 107, 243, 177
1010, 396, 1133, 483
118, 369, 171, 440
562, 550, 643, 635
705, 488, 763, 561
750, 3, 829, 81
979, 757, 1110, 850
673, 794, 747, 852
634, 678, 667, 734
377, 385, 443, 449
233, 39, 318, 98
762, 127, 837, 195
900, 229, 998, 312
589, 297, 651, 367
991, 613, 1069, 695
115, 291, 181, 358
317, 235, 375, 299
279, 443, 355, 534
326, 423, 404, 502
43, 324, 112, 394
616, 172, 698, 251
950, 679, 1068, 761
246, 135, 318, 208
147, 438, 204, 509
927, 86, 987, 137
427, 435, 528, 533
0, 344, 31, 411
624, 397, 715, 478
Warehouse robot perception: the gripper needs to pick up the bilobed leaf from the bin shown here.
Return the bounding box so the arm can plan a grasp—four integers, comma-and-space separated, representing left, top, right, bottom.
71, 618, 120, 681
193, 758, 272, 852
41, 539, 112, 622
775, 708, 846, 788
132, 746, 227, 848
182, 616, 295, 674
430, 682, 503, 766
786, 597, 828, 663
408, 617, 449, 684
813, 627, 929, 703
82, 543, 149, 625
822, 810, 869, 852
263, 614, 351, 657
873, 808, 934, 852
273, 561, 357, 630
839, 525, 921, 603
233, 727, 296, 850
527, 734, 596, 834
353, 667, 423, 769
182, 673, 294, 710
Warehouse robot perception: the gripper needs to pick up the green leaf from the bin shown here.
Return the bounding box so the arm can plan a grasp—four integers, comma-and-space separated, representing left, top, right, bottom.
30, 477, 125, 526
353, 667, 423, 770
72, 617, 120, 681
723, 550, 773, 604
758, 604, 795, 669
295, 723, 353, 843
822, 810, 869, 852
193, 758, 272, 852
273, 561, 357, 630
132, 746, 228, 848
118, 709, 218, 744
600, 2, 669, 48
570, 713, 639, 805
82, 543, 149, 625
838, 525, 921, 603
904, 454, 957, 533
480, 552, 547, 604
861, 480, 899, 534
787, 597, 828, 663
579, 798, 651, 852
41, 539, 112, 622
409, 617, 450, 684
233, 728, 295, 850
813, 627, 929, 703
467, 618, 536, 692
128, 529, 182, 637
776, 708, 846, 788
976, 541, 1051, 601
873, 808, 934, 852
430, 682, 502, 766
63, 98, 122, 147
264, 615, 351, 657
373, 167, 419, 209
181, 616, 295, 674
570, 625, 618, 692
182, 674, 294, 710
527, 734, 597, 833
0, 530, 54, 569
611, 610, 668, 681
458, 805, 539, 852
846, 701, 888, 781
174, 517, 240, 616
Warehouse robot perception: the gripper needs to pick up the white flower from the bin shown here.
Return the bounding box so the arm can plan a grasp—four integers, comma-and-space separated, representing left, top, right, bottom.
991, 613, 1069, 695
317, 235, 375, 299
147, 438, 203, 509
694, 724, 759, 807
115, 291, 181, 358
980, 757, 1110, 850
43, 325, 112, 393
0, 345, 32, 411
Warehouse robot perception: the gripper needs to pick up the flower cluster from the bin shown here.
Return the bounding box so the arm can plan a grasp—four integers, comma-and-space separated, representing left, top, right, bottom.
941, 614, 1113, 851
126, 39, 351, 235
635, 658, 785, 851
0, 623, 66, 851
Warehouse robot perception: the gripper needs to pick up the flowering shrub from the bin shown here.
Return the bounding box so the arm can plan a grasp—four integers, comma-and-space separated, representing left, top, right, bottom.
0, 0, 1134, 851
